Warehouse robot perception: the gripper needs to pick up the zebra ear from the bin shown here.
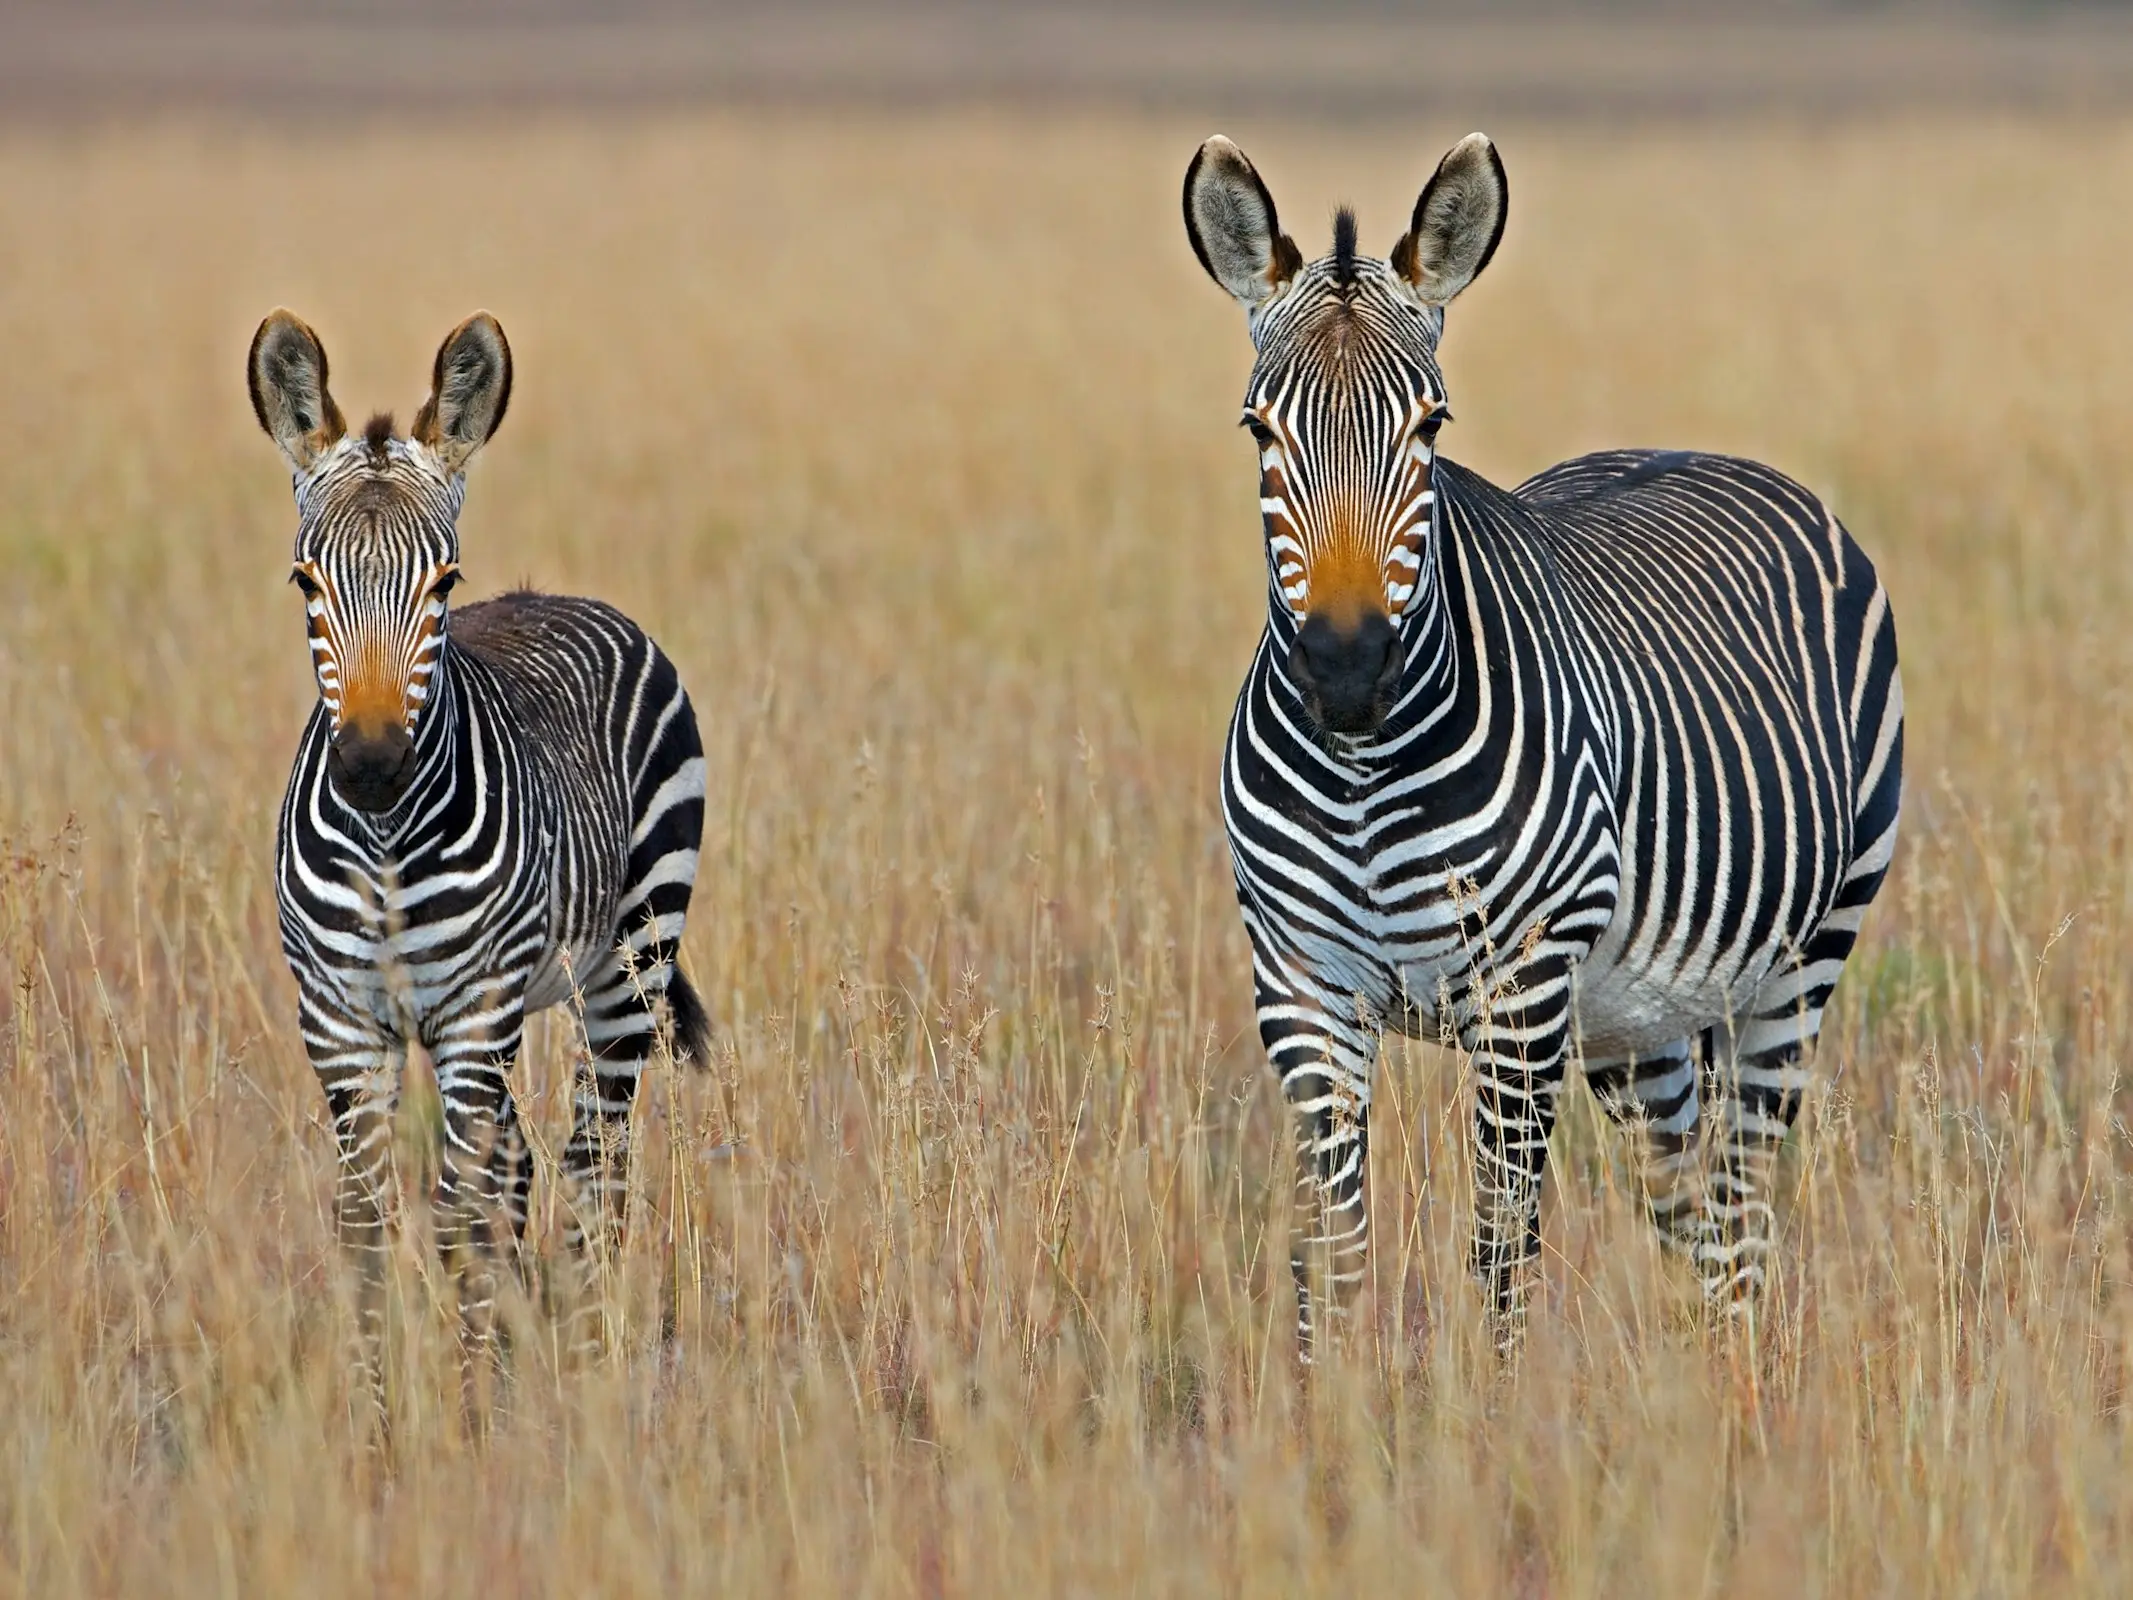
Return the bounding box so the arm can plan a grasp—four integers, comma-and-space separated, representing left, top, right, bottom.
412, 312, 513, 475
1184, 136, 1303, 309
1391, 133, 1508, 307
248, 310, 347, 473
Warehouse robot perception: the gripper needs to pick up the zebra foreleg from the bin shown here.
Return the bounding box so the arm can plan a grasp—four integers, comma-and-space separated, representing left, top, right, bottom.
1464, 959, 1573, 1353
1285, 1072, 1373, 1364
1584, 1038, 1703, 1253
1258, 988, 1380, 1364
306, 1001, 405, 1442
428, 1019, 530, 1428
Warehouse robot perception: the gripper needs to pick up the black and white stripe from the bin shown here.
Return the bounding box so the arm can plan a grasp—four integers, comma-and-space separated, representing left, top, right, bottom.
251, 311, 709, 1414
1186, 137, 1903, 1354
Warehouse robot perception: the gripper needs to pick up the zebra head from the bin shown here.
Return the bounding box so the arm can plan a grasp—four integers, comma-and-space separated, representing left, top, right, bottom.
249, 310, 513, 813
1185, 133, 1507, 736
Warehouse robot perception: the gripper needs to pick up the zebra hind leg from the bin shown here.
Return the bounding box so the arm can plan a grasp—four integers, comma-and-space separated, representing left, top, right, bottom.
1697, 926, 1858, 1316
1584, 1038, 1703, 1256
556, 690, 710, 1357
558, 945, 706, 1358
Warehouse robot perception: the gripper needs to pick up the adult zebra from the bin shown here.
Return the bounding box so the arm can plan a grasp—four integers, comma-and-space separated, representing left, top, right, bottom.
1183, 135, 1903, 1355
250, 310, 710, 1415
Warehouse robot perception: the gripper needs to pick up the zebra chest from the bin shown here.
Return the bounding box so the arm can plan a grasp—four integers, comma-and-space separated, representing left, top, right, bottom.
1361, 774, 1619, 1025
1366, 846, 1516, 1023
309, 854, 550, 1034
1271, 808, 1532, 1024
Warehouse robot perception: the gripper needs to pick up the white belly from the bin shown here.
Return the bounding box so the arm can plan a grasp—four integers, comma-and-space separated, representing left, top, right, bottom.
1568, 897, 1773, 1059
1570, 956, 1736, 1058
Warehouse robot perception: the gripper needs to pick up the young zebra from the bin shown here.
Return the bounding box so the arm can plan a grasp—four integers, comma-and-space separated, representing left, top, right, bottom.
1183, 136, 1904, 1355
250, 310, 710, 1409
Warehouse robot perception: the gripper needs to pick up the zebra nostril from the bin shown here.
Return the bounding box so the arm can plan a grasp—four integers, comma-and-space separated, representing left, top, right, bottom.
1372, 632, 1403, 694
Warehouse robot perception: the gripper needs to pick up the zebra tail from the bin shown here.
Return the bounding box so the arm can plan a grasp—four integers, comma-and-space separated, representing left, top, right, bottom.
665, 965, 715, 1067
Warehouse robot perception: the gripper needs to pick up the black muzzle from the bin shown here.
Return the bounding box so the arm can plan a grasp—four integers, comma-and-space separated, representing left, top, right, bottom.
1288, 612, 1403, 735
328, 725, 417, 813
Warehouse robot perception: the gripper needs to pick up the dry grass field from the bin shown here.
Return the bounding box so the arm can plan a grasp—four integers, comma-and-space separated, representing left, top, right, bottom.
6, 107, 2133, 1594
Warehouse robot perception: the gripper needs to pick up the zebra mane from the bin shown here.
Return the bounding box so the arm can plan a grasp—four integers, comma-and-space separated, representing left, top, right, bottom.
362, 411, 397, 467
1331, 207, 1359, 288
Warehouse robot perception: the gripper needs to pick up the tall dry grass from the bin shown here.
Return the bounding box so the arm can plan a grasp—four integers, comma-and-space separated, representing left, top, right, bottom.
4, 110, 2133, 1593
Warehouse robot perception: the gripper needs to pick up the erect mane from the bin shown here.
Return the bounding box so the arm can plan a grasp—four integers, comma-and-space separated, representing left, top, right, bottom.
361, 411, 396, 466
1331, 207, 1359, 289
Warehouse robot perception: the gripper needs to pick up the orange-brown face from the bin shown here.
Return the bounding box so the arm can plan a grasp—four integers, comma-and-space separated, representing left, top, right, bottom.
1185, 134, 1508, 734
288, 436, 465, 813
1248, 401, 1439, 629
1243, 254, 1450, 734
249, 311, 513, 808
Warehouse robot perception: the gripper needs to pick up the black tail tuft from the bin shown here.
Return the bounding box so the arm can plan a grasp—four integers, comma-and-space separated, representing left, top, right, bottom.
664, 966, 715, 1066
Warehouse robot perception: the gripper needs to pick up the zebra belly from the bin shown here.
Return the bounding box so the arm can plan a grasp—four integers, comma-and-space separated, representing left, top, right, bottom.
1566, 876, 1801, 1058
1564, 812, 1850, 1060
523, 931, 616, 1017
1379, 872, 1784, 1059
1567, 945, 1755, 1059
522, 836, 627, 1017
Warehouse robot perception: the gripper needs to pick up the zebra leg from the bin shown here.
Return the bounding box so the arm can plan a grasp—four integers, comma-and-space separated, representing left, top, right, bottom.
1258, 980, 1380, 1364
428, 1005, 529, 1426
1464, 958, 1573, 1351
1696, 913, 1867, 1313
1285, 1071, 1372, 1365
1697, 1006, 1806, 1312
302, 990, 405, 1437
1584, 1038, 1703, 1252
1691, 660, 1900, 1312
561, 967, 654, 1258
554, 953, 672, 1355
1696, 727, 1898, 1316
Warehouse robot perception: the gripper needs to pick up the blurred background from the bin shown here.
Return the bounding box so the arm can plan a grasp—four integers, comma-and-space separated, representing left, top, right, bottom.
7, 3, 2133, 1595
13, 0, 2133, 117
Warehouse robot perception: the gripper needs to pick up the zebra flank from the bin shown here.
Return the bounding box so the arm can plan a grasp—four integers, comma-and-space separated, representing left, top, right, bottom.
1186, 135, 1904, 1356
252, 310, 710, 1422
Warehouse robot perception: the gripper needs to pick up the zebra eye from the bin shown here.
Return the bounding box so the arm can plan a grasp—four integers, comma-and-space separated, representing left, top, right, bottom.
432, 566, 462, 601
1417, 408, 1451, 440
289, 565, 320, 599
1241, 414, 1278, 448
